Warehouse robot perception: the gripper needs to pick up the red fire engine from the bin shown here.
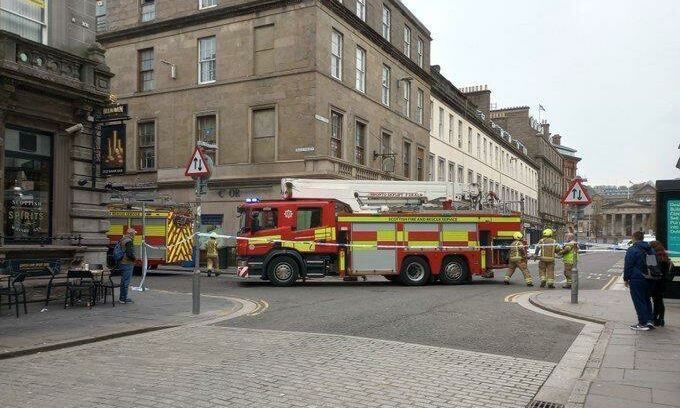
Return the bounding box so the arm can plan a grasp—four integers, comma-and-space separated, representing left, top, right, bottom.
236, 179, 523, 286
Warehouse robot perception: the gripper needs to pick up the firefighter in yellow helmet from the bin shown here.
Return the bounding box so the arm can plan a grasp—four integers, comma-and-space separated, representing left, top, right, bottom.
206, 232, 220, 277
559, 232, 578, 289
534, 228, 561, 288
504, 232, 534, 286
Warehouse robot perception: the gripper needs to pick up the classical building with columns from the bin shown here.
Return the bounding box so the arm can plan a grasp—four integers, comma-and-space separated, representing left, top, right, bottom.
593, 182, 656, 242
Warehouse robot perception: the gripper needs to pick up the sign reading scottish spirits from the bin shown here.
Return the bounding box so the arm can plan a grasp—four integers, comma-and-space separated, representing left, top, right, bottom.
101, 124, 126, 175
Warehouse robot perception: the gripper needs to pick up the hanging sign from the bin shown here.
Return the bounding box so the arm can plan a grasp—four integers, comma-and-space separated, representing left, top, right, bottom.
101, 124, 126, 175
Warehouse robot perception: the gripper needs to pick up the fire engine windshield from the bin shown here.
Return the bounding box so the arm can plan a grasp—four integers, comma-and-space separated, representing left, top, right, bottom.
239, 207, 278, 233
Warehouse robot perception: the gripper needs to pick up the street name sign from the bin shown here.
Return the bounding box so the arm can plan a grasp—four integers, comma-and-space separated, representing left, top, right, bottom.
562, 179, 592, 205
185, 146, 211, 177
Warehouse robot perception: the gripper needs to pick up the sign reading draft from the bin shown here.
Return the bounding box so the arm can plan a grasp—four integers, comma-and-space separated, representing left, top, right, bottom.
668, 200, 680, 263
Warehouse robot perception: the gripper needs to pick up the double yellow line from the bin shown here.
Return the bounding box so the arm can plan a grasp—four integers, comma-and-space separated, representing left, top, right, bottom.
246, 299, 270, 316
504, 291, 540, 303
601, 275, 620, 291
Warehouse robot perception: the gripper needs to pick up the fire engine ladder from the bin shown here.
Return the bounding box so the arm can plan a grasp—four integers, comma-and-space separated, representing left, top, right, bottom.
281, 178, 478, 213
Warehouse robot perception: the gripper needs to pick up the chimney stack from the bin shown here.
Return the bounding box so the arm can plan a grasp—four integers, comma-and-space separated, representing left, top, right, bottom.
542, 120, 550, 136
552, 134, 561, 145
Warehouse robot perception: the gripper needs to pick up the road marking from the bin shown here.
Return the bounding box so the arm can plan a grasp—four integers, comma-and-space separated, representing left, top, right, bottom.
601, 275, 619, 291
505, 291, 540, 303
247, 299, 270, 316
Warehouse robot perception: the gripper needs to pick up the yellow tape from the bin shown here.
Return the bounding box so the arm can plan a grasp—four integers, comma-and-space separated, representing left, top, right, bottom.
339, 216, 521, 223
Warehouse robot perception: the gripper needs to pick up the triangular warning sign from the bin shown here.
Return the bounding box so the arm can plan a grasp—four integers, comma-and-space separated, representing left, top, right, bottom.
562, 179, 591, 205
185, 146, 211, 177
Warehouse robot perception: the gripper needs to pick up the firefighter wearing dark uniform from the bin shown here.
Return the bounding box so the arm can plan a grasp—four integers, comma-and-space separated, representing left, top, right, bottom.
535, 229, 561, 289
504, 232, 534, 286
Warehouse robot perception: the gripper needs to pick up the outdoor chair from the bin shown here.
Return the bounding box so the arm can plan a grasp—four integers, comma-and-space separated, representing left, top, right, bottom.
0, 274, 28, 318
64, 270, 97, 309
100, 267, 121, 307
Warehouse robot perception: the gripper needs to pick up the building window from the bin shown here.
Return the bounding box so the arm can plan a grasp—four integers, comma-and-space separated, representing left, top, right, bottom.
457, 165, 464, 183
331, 30, 343, 80
0, 0, 48, 43
138, 122, 155, 170
140, 0, 155, 22
428, 154, 435, 181
381, 65, 391, 106
437, 158, 445, 181
416, 38, 424, 68
467, 127, 472, 153
199, 0, 217, 9
467, 169, 474, 184
379, 131, 392, 157
403, 141, 411, 178
438, 107, 444, 137
458, 120, 463, 148
330, 110, 343, 159
403, 26, 411, 58
448, 162, 455, 182
356, 0, 366, 21
254, 24, 275, 75
402, 81, 411, 118
3, 127, 53, 244
198, 36, 216, 84
251, 107, 276, 163
448, 115, 454, 144
416, 89, 424, 124
355, 46, 366, 93
354, 121, 367, 165
96, 0, 107, 33
197, 114, 217, 163
483, 138, 487, 162
382, 5, 391, 41
138, 48, 154, 91
476, 133, 481, 158
416, 147, 425, 181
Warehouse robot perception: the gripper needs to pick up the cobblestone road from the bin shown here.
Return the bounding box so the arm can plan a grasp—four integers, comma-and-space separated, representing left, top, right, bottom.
1, 326, 555, 408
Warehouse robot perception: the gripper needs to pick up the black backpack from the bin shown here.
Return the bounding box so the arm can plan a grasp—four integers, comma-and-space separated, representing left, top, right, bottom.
641, 249, 663, 280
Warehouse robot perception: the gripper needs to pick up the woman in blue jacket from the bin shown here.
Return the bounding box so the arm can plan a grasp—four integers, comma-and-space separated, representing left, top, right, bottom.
623, 231, 655, 331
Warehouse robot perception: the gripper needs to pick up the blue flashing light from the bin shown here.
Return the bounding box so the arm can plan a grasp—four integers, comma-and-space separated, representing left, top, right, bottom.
245, 198, 260, 204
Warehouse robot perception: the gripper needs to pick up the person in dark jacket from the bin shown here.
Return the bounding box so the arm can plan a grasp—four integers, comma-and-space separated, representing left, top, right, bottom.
650, 241, 671, 327
624, 231, 655, 331
117, 228, 137, 304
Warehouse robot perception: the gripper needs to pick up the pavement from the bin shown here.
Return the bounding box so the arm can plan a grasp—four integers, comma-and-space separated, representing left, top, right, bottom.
531, 289, 680, 408
0, 288, 243, 358
3, 252, 672, 408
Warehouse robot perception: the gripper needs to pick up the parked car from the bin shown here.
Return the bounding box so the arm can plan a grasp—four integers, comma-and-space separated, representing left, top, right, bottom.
614, 239, 633, 251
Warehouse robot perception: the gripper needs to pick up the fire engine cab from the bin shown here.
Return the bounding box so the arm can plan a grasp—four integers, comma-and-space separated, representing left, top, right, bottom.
236, 179, 523, 287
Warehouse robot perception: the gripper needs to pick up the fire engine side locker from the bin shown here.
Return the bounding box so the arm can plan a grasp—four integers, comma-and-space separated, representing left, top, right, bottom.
349, 223, 397, 275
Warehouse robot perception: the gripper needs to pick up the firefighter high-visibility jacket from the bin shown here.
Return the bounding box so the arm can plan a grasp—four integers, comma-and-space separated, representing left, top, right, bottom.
561, 241, 578, 265
535, 238, 560, 262
509, 240, 527, 262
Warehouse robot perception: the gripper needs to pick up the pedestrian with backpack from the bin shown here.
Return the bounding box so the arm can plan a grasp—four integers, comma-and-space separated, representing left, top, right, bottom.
113, 228, 137, 304
650, 241, 672, 327
624, 231, 656, 331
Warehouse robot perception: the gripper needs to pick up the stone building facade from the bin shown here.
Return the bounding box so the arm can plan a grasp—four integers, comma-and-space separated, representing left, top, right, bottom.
593, 182, 657, 242
490, 107, 566, 233
1, 0, 113, 267
551, 134, 582, 230
428, 73, 541, 242
97, 0, 432, 235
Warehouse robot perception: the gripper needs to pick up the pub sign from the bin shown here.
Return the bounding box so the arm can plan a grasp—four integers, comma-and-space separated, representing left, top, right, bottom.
101, 124, 126, 175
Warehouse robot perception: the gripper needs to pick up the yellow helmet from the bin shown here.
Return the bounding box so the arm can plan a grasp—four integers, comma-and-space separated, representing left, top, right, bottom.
542, 229, 553, 238
513, 232, 523, 240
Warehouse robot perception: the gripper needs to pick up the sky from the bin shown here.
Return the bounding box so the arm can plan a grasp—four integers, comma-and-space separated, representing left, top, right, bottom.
402, 0, 680, 186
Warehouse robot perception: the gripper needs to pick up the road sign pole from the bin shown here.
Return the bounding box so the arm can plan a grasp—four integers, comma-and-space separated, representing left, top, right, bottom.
192, 176, 202, 315
571, 207, 580, 304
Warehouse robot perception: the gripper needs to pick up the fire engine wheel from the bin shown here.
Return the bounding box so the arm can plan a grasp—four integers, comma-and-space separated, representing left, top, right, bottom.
267, 256, 299, 287
440, 258, 469, 285
400, 258, 431, 286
